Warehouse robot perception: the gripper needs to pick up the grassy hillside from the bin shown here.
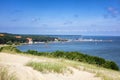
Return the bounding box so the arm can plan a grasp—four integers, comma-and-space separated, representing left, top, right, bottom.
0, 46, 120, 80
0, 46, 119, 71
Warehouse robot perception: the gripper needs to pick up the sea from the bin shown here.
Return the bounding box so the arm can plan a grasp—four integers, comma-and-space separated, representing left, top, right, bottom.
17, 35, 120, 68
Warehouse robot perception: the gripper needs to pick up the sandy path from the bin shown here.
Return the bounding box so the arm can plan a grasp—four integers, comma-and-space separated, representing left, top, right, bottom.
0, 52, 101, 80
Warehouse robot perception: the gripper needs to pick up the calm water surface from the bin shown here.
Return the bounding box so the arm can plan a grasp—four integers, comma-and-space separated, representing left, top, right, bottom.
17, 35, 120, 67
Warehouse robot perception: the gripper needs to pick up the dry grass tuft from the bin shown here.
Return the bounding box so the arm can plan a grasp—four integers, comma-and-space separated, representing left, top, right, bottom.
0, 67, 17, 80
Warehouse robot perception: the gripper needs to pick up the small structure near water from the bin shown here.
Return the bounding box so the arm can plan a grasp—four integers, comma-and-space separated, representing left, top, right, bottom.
0, 34, 4, 37
15, 36, 22, 39
26, 38, 33, 44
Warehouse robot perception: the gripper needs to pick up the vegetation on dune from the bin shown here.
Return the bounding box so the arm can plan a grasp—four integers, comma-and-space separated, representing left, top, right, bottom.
0, 67, 17, 80
0, 46, 119, 71
26, 61, 67, 73
0, 46, 22, 53
27, 57, 120, 80
0, 46, 120, 80
27, 50, 119, 71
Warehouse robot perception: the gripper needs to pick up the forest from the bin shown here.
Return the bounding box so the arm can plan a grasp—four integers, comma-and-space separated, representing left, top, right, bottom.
0, 33, 56, 44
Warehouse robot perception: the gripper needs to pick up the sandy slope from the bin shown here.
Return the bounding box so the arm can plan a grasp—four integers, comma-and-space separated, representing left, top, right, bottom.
0, 52, 101, 80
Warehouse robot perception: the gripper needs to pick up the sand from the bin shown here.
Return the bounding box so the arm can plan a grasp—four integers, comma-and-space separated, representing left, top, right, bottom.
0, 52, 101, 80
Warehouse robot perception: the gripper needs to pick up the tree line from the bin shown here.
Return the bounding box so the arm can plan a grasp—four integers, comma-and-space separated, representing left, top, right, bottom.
0, 33, 56, 44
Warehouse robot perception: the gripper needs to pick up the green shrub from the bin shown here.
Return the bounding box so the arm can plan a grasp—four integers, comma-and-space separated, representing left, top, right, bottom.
0, 47, 3, 52
103, 61, 119, 70
26, 50, 49, 56
0, 46, 22, 53
50, 51, 119, 71
6, 41, 13, 45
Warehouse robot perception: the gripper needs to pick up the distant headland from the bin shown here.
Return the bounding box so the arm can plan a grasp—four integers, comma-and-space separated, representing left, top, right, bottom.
0, 33, 68, 45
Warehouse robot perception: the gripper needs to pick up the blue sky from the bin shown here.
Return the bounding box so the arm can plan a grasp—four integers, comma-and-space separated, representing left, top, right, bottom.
0, 0, 120, 35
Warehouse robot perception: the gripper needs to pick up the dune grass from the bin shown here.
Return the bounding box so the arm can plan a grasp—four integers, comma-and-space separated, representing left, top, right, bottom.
26, 61, 68, 73
1, 46, 120, 80
62, 59, 120, 80
25, 54, 120, 80
0, 67, 17, 80
46, 58, 120, 80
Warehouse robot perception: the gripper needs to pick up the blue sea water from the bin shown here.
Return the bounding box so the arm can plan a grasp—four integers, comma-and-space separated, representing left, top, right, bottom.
17, 35, 120, 67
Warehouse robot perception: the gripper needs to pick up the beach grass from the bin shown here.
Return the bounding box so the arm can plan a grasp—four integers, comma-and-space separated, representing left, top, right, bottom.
49, 58, 120, 80
1, 46, 120, 80
26, 61, 68, 73
78, 62, 120, 80
0, 67, 17, 80
25, 57, 120, 80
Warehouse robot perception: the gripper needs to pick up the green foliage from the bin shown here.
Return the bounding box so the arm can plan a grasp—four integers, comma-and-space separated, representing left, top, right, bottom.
26, 50, 119, 71
27, 50, 49, 56
0, 46, 22, 53
6, 41, 13, 45
0, 33, 56, 44
0, 35, 26, 44
103, 61, 119, 70
26, 61, 67, 73
0, 47, 3, 52
0, 46, 119, 71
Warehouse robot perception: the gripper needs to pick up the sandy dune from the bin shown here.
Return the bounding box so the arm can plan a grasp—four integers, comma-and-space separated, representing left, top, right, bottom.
0, 52, 101, 80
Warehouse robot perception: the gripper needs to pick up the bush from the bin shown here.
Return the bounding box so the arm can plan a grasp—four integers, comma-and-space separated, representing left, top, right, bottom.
0, 46, 22, 53
50, 51, 119, 70
103, 61, 119, 70
26, 50, 49, 56
6, 41, 13, 45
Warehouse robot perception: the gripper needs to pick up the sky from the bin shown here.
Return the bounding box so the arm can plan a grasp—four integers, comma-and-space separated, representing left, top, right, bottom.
0, 0, 120, 36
